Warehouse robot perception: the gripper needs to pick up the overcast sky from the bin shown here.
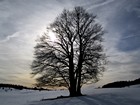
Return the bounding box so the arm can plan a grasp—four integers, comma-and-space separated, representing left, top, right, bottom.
0, 0, 140, 87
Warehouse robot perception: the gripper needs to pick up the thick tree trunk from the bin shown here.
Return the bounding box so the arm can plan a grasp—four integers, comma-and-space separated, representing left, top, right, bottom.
69, 77, 82, 97
77, 86, 82, 96
76, 72, 82, 96
69, 86, 82, 97
69, 82, 76, 97
76, 56, 82, 96
68, 38, 83, 97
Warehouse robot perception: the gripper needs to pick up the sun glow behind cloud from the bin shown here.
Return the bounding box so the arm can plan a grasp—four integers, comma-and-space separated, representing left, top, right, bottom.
48, 30, 57, 42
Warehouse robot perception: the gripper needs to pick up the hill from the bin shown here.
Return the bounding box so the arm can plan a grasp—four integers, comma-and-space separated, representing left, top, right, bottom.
0, 83, 49, 91
102, 78, 140, 88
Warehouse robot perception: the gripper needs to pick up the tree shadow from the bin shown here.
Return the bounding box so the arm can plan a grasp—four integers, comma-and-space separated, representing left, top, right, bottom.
30, 95, 100, 105
77, 95, 118, 105
77, 95, 101, 105
30, 94, 140, 105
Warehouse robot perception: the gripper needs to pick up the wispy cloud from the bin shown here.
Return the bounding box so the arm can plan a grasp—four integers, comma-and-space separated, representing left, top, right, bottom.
121, 34, 140, 40
0, 32, 20, 43
86, 0, 115, 10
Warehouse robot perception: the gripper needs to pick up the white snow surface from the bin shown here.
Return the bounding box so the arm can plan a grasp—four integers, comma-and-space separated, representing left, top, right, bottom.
0, 86, 140, 105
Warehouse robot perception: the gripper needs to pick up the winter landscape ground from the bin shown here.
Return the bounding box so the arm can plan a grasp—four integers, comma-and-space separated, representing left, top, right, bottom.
0, 85, 140, 105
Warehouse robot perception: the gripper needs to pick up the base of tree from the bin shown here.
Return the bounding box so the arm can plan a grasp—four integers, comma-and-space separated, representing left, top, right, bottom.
69, 93, 83, 97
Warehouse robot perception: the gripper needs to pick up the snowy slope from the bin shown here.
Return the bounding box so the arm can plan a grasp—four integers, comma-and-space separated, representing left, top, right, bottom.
0, 88, 68, 105
129, 84, 140, 88
0, 87, 140, 105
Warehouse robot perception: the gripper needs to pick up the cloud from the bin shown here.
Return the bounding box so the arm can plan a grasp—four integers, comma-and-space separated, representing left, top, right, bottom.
86, 0, 115, 10
0, 0, 140, 87
0, 0, 74, 86
0, 32, 20, 43
121, 34, 140, 40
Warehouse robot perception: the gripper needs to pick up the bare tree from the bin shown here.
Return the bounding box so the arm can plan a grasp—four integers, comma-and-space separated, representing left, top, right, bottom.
31, 6, 106, 96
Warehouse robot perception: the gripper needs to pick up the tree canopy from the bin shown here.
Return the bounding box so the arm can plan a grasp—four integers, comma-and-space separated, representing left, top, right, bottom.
31, 6, 106, 96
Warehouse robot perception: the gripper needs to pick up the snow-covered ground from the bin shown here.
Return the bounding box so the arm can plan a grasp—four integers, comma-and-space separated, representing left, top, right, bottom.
0, 85, 140, 105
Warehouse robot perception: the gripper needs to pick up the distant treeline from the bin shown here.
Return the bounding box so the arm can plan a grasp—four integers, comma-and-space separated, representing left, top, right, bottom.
102, 78, 140, 88
0, 83, 49, 90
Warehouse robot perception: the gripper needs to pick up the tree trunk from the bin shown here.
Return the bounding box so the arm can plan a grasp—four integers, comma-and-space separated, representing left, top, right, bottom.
69, 80, 77, 97
69, 85, 82, 97
69, 74, 82, 97
69, 77, 82, 97
76, 55, 83, 96
76, 72, 82, 96
77, 85, 82, 96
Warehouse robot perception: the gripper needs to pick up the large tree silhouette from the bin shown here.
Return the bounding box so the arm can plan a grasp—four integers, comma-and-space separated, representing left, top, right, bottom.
31, 7, 106, 96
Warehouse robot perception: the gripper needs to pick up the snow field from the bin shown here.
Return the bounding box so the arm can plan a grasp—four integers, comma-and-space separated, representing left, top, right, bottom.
0, 86, 140, 105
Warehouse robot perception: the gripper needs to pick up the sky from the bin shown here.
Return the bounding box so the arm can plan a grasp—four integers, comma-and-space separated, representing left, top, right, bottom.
0, 0, 140, 87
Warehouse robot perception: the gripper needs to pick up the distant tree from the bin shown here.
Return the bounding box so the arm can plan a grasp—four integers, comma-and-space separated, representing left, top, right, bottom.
31, 6, 106, 96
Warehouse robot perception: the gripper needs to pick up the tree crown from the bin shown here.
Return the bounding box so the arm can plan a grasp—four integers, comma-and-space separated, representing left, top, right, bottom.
31, 7, 106, 89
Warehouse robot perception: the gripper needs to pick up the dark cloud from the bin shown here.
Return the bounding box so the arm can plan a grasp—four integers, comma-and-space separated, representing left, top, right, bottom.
130, 69, 140, 74
0, 0, 4, 2
111, 0, 140, 52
